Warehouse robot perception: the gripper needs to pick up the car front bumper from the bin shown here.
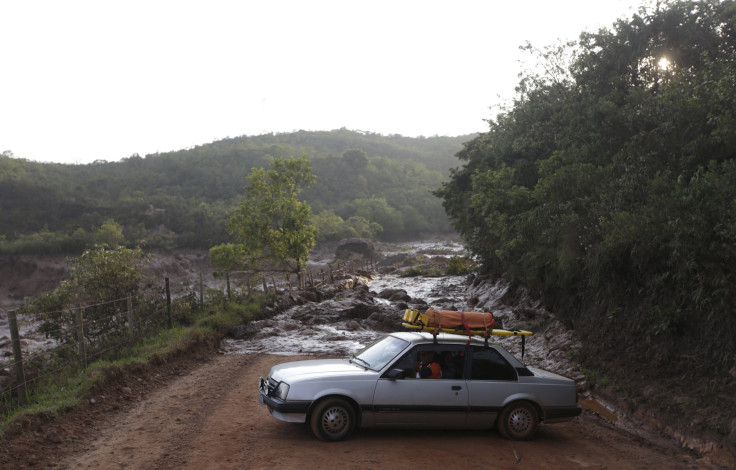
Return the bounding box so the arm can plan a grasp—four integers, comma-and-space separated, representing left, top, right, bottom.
259, 377, 311, 422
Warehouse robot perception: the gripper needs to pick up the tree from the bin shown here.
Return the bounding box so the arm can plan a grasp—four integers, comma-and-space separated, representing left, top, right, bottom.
349, 197, 403, 238
225, 157, 316, 274
95, 219, 124, 247
27, 245, 150, 344
311, 210, 353, 242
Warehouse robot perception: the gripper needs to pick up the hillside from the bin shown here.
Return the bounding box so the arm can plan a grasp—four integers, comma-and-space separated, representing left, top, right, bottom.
0, 130, 475, 254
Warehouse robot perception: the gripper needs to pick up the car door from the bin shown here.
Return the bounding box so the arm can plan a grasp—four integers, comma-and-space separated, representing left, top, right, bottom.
465, 345, 520, 429
371, 345, 468, 428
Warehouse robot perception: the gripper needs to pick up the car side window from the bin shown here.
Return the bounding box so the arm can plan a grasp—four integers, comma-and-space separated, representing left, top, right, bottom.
469, 347, 517, 381
385, 348, 419, 379
437, 350, 465, 379
385, 346, 466, 379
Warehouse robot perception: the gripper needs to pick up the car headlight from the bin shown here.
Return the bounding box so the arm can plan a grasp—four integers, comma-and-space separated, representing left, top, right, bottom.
274, 382, 290, 400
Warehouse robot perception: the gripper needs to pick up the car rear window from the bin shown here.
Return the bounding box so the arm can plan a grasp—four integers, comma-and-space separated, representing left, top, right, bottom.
469, 347, 517, 381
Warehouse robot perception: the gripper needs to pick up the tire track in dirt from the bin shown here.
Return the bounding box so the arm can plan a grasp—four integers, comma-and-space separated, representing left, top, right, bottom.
60, 354, 258, 469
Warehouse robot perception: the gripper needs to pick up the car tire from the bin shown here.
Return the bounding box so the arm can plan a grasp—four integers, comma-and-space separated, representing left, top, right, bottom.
309, 398, 356, 442
498, 401, 539, 440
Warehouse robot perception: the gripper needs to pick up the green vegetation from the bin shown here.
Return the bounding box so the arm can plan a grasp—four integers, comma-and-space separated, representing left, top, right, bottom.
1, 270, 276, 436
1, 364, 97, 434
0, 130, 469, 254
219, 157, 316, 275
445, 255, 474, 276
400, 265, 442, 277
436, 0, 736, 427
26, 245, 150, 343
398, 254, 476, 278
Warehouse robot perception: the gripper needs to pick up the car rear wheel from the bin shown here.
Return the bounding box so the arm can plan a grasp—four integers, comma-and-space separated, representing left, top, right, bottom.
309, 398, 356, 441
498, 401, 538, 440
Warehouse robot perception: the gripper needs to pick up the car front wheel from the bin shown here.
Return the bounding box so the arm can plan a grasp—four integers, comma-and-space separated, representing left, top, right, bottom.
498, 401, 539, 440
309, 398, 356, 441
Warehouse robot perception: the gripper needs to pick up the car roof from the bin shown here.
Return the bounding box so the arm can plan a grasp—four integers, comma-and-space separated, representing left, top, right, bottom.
388, 331, 495, 346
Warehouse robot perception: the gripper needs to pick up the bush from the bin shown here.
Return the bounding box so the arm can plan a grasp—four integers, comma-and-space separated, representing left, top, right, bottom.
445, 256, 473, 275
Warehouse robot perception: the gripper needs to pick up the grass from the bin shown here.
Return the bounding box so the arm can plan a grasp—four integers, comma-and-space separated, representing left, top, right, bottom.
0, 295, 271, 438
0, 367, 97, 435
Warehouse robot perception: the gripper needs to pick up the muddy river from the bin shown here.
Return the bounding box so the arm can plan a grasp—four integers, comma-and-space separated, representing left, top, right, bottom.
220, 273, 468, 356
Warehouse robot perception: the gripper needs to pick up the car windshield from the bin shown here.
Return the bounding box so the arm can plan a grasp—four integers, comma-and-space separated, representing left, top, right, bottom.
351, 335, 409, 371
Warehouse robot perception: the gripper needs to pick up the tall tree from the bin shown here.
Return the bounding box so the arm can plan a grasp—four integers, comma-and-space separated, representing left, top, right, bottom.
224, 157, 316, 274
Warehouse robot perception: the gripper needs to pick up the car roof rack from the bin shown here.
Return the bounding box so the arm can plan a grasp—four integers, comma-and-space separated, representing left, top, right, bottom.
401, 308, 532, 360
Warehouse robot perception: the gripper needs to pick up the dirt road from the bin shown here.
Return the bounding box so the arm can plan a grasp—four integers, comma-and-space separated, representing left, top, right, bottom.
4, 353, 702, 469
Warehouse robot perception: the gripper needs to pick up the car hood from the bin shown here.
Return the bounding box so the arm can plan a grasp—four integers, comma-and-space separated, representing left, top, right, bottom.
270, 358, 372, 383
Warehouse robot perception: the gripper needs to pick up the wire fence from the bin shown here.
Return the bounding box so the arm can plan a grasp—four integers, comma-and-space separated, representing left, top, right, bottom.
0, 277, 183, 410
0, 261, 374, 414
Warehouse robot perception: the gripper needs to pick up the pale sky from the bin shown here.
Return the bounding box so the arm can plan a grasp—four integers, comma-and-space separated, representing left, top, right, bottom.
1, 0, 642, 164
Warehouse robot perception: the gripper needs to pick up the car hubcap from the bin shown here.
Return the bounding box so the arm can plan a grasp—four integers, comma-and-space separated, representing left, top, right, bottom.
508, 408, 532, 435
322, 407, 348, 435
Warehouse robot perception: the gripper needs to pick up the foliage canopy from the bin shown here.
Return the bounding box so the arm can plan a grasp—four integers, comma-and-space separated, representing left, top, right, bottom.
436, 0, 736, 404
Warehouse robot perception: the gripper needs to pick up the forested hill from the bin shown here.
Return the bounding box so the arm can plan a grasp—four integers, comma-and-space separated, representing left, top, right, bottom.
233, 129, 470, 174
0, 129, 474, 254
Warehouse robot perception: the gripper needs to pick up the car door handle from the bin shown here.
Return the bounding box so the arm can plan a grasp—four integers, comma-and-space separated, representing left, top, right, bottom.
452, 385, 462, 391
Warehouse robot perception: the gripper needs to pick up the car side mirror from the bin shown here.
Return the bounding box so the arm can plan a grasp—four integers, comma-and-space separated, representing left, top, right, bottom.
387, 368, 404, 380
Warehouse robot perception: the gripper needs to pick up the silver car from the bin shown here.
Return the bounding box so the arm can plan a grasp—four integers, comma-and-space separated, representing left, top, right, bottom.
259, 331, 581, 441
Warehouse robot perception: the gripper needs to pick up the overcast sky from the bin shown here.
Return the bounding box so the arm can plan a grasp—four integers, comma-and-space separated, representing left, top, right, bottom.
1, 0, 643, 164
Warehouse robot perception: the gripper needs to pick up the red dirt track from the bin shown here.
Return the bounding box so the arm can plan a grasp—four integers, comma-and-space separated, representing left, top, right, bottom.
0, 354, 691, 469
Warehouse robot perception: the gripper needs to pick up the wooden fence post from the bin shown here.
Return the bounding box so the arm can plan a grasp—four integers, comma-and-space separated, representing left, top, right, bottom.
226, 272, 231, 302
76, 306, 87, 370
8, 310, 26, 405
165, 277, 172, 329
